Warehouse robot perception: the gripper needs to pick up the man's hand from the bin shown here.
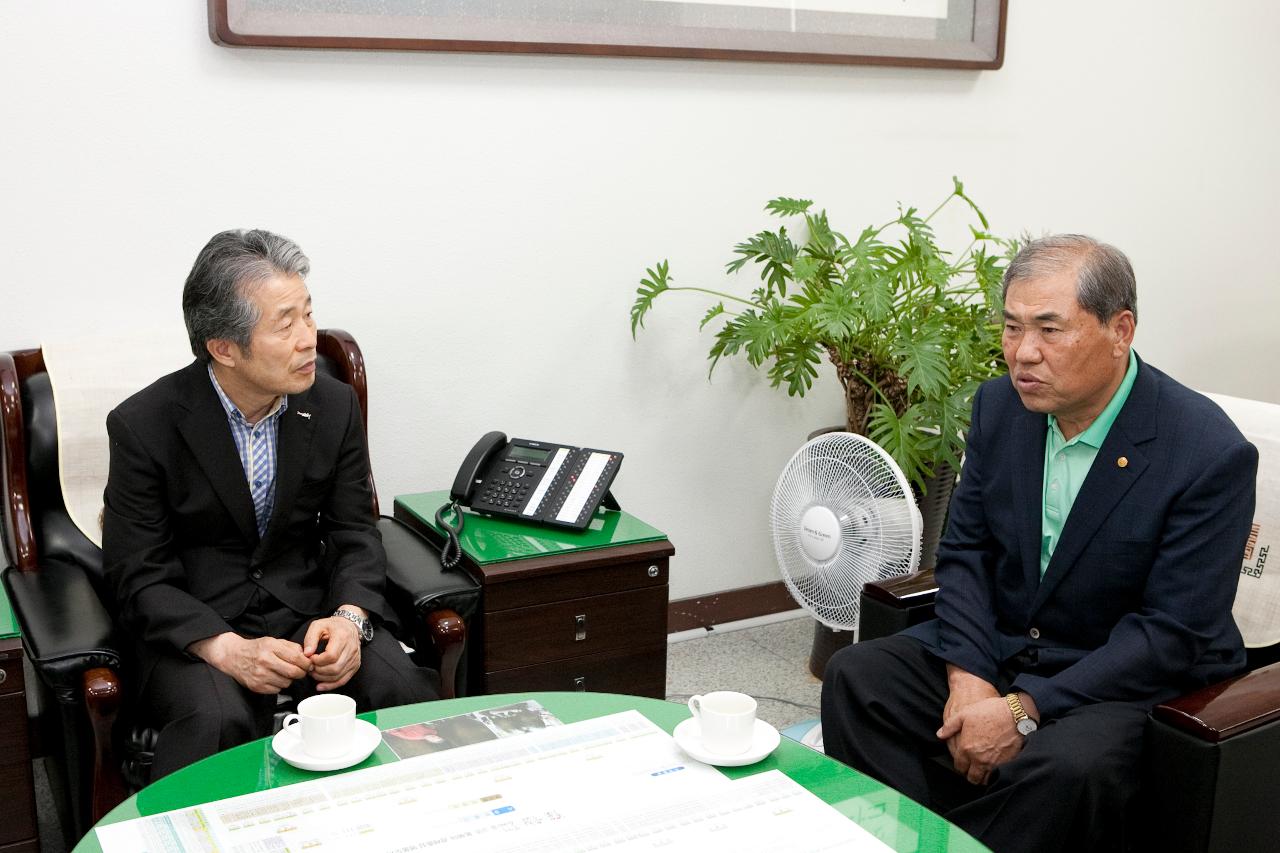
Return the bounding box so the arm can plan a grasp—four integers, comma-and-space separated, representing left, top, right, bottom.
188, 632, 312, 694
303, 605, 365, 692
943, 664, 1000, 725
936, 692, 1035, 785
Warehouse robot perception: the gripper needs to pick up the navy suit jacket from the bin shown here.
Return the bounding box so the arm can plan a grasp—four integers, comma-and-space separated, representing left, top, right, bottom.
904, 356, 1257, 719
103, 360, 391, 657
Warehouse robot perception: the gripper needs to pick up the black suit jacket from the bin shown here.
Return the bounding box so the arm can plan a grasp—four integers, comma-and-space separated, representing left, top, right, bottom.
103, 360, 390, 655
905, 357, 1257, 719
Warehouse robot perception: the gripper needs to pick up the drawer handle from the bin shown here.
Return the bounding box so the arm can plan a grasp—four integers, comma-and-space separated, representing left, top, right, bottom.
574, 614, 587, 642
573, 676, 586, 691
647, 565, 659, 578
0, 669, 5, 685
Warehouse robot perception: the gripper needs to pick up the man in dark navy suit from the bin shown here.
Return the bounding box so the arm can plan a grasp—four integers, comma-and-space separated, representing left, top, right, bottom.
103, 230, 437, 778
821, 235, 1257, 853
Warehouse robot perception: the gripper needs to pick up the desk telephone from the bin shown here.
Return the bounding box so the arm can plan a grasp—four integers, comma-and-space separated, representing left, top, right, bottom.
435, 431, 624, 567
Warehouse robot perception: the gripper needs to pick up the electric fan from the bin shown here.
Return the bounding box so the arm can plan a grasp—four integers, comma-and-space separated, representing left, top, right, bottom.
771, 432, 923, 632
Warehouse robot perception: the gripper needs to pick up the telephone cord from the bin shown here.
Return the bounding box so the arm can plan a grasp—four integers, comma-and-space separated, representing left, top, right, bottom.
435, 500, 465, 569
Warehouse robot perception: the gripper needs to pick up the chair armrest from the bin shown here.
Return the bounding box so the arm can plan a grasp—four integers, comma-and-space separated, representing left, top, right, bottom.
1150, 661, 1280, 743
3, 560, 120, 704
377, 516, 480, 699
864, 568, 939, 608
378, 516, 480, 621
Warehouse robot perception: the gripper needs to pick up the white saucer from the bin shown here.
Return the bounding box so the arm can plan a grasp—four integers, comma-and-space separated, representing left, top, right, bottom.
673, 718, 781, 767
271, 718, 381, 771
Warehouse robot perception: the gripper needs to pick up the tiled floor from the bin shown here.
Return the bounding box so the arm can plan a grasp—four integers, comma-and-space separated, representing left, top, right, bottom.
665, 612, 825, 732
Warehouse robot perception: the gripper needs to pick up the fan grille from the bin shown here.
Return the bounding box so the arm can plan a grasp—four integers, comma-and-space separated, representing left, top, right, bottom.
771, 432, 922, 630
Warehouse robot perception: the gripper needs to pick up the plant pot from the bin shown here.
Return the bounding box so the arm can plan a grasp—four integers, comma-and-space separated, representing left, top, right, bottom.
802, 427, 957, 679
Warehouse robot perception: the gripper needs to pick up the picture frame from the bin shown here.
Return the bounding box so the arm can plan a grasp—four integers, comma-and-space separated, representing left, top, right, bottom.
209, 0, 1007, 70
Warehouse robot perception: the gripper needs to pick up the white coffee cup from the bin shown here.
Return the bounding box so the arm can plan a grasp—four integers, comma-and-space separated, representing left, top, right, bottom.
282, 694, 357, 758
687, 691, 757, 755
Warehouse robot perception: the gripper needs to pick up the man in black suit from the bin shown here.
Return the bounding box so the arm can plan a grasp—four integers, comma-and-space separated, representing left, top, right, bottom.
821, 235, 1257, 853
103, 229, 437, 778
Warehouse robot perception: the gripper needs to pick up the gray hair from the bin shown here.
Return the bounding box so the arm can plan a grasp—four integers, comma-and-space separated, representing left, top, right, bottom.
182, 229, 311, 362
1002, 234, 1137, 324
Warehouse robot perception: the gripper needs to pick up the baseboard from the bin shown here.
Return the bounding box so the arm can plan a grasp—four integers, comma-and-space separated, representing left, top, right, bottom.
668, 581, 799, 632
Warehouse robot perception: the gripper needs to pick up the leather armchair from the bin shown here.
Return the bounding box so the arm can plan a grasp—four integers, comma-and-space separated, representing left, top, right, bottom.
0, 329, 479, 840
861, 566, 1280, 852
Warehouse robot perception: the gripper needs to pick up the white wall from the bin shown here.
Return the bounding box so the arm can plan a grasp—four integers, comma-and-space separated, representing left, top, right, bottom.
3, 2, 1277, 600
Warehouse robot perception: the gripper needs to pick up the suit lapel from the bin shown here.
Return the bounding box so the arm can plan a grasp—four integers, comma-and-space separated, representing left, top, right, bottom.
1010, 400, 1049, 600
1029, 360, 1159, 614
256, 385, 317, 559
176, 362, 260, 546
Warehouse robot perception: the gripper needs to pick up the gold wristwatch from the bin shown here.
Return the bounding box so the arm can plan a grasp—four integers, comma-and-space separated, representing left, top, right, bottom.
1005, 692, 1038, 735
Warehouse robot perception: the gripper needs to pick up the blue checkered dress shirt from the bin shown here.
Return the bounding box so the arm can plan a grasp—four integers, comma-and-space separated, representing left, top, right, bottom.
208, 365, 288, 537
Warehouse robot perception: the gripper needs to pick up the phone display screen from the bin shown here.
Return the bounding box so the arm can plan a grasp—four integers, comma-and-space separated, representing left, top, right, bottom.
507, 445, 552, 464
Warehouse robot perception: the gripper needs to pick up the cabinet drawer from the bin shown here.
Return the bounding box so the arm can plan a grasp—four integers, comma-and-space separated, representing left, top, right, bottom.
484, 586, 667, 671
0, 648, 23, 696
485, 558, 669, 611
484, 644, 667, 699
0, 694, 36, 845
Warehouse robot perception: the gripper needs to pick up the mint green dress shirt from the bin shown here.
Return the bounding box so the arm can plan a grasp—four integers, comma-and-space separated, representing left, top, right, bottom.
1040, 349, 1139, 577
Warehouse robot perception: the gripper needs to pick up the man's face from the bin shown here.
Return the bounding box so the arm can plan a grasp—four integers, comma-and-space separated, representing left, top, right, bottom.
232, 273, 317, 398
1001, 269, 1134, 429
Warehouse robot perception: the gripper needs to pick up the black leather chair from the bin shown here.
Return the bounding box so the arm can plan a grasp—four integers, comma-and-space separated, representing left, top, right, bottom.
860, 561, 1280, 852
0, 328, 479, 840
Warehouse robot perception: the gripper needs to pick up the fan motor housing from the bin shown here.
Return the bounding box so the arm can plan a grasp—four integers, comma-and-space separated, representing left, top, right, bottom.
799, 504, 842, 563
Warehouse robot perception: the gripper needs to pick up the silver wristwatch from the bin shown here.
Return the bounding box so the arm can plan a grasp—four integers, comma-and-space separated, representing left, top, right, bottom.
333, 609, 374, 644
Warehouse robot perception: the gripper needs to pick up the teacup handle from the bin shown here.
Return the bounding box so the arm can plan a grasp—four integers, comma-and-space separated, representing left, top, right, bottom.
687, 695, 703, 720
282, 713, 302, 735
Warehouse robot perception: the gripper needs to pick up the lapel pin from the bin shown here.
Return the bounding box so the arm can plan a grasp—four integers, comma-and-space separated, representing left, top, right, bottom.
298, 411, 312, 419
1117, 456, 1128, 468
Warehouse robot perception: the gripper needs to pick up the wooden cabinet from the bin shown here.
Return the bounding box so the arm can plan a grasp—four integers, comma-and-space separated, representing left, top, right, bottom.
0, 637, 37, 852
394, 497, 674, 699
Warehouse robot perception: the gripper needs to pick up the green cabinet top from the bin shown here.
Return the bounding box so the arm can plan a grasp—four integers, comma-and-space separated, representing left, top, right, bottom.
0, 574, 19, 640
394, 491, 669, 565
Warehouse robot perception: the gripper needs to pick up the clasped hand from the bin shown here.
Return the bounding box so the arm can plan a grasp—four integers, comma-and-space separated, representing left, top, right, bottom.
937, 666, 1025, 785
190, 612, 363, 694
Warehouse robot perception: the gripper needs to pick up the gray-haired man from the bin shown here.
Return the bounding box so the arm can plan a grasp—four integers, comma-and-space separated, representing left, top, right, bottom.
821, 235, 1256, 852
104, 229, 437, 778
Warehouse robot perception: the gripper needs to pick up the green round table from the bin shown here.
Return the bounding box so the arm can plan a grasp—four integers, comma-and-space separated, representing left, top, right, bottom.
76, 692, 986, 853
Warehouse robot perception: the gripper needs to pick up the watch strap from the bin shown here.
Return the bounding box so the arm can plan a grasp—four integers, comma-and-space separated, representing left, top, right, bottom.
1005, 692, 1037, 734
333, 608, 374, 643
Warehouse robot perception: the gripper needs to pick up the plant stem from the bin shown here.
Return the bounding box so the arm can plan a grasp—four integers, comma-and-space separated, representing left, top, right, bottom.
666, 286, 758, 307
923, 191, 959, 224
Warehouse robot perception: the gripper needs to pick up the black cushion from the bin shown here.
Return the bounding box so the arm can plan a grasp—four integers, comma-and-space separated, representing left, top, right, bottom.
3, 560, 119, 703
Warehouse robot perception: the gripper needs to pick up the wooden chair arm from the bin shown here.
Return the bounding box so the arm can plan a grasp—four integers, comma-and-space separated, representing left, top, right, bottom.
425, 608, 466, 700
84, 666, 127, 822
863, 568, 939, 608
1151, 660, 1280, 743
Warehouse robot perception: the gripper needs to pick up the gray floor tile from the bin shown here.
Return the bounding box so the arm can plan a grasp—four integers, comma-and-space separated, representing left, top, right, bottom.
665, 615, 823, 731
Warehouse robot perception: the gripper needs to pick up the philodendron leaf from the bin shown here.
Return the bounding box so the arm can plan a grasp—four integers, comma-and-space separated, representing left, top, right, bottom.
808, 282, 861, 339
699, 302, 726, 330
631, 260, 671, 338
953, 175, 990, 230
892, 332, 950, 398
766, 197, 813, 217
791, 255, 821, 285
867, 403, 932, 493
770, 342, 822, 396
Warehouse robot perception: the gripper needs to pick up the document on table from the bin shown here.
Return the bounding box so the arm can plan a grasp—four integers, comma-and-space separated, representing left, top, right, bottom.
96, 710, 891, 852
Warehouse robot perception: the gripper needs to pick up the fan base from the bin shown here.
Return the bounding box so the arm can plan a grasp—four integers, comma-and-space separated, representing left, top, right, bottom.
808, 620, 856, 679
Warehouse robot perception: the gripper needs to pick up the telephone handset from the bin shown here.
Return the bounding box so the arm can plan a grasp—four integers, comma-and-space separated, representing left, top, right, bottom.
435, 431, 624, 568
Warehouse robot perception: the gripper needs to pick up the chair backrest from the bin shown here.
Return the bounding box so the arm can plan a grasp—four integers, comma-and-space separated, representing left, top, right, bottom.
0, 329, 375, 584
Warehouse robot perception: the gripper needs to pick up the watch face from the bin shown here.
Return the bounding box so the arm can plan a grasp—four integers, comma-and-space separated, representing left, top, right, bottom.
1017, 718, 1038, 736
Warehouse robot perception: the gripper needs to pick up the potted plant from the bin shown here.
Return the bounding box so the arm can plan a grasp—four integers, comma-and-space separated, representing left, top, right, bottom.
630, 178, 1014, 671
631, 177, 1011, 495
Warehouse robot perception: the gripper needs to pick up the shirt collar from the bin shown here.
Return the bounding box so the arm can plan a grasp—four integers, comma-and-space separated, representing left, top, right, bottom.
207, 363, 288, 425
1048, 348, 1139, 449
